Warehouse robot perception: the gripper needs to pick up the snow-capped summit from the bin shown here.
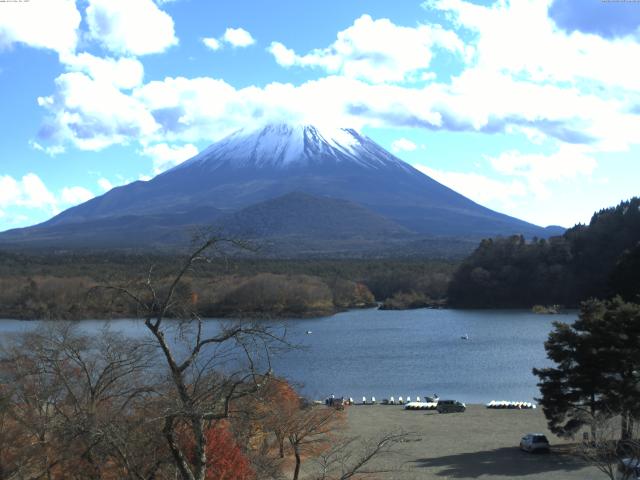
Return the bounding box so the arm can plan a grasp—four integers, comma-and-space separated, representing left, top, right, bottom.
0, 120, 560, 253
175, 123, 412, 172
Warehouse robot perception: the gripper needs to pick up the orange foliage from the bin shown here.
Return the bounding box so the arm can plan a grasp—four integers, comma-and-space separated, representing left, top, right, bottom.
205, 421, 254, 480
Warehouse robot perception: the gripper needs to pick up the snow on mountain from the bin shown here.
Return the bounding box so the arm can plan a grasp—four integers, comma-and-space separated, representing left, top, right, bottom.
174, 123, 413, 172
0, 121, 561, 253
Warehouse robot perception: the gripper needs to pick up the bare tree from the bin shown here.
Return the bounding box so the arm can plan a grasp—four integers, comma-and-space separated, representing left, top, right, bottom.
574, 413, 640, 480
312, 431, 410, 480
0, 323, 161, 479
285, 405, 340, 480
99, 235, 285, 480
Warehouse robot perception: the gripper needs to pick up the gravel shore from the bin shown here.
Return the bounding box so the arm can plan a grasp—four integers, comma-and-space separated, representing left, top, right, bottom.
335, 404, 601, 479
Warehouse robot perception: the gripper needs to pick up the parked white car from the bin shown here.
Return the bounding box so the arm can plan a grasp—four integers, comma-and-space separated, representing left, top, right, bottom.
519, 433, 550, 453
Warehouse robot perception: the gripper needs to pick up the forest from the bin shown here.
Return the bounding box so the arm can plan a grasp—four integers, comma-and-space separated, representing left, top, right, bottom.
0, 252, 454, 320
1, 198, 638, 319
447, 197, 640, 308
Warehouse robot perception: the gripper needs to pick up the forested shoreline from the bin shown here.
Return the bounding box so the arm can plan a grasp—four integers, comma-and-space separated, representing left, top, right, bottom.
0, 254, 454, 320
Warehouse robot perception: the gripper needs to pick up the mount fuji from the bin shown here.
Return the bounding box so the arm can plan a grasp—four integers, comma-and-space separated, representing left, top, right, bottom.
0, 123, 563, 256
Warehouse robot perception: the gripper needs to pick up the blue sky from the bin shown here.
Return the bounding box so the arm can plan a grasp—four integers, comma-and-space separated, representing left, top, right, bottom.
1, 0, 640, 232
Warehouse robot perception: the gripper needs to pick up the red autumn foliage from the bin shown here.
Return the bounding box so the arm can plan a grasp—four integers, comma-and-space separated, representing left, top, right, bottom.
205, 421, 254, 480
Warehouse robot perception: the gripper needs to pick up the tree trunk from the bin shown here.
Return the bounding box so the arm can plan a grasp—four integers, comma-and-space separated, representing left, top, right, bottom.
621, 411, 630, 441
278, 435, 285, 458
292, 445, 301, 480
590, 393, 597, 442
191, 417, 207, 480
163, 418, 196, 480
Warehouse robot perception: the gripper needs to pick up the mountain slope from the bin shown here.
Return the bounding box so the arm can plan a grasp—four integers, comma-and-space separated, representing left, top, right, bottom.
0, 123, 560, 255
218, 192, 410, 239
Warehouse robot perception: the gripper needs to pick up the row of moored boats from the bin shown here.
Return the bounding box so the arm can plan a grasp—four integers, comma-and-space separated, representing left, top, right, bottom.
486, 400, 536, 409
325, 396, 536, 410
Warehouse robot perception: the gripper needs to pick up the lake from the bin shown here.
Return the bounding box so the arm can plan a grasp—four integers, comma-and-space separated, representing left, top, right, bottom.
0, 308, 576, 404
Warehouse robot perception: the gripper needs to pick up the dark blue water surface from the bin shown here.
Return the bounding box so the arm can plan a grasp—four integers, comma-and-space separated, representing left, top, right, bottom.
0, 308, 576, 404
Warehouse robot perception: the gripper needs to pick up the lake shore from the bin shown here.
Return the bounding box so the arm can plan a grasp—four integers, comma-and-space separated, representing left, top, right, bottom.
324, 404, 599, 479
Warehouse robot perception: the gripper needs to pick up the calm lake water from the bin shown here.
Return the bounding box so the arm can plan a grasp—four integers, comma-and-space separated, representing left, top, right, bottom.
0, 308, 576, 404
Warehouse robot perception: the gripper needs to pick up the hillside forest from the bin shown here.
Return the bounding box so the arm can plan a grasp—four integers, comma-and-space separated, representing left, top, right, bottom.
447, 197, 640, 308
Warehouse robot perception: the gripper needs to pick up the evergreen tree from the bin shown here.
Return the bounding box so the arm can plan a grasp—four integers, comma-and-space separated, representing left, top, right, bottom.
448, 197, 640, 308
534, 298, 640, 439
610, 242, 640, 303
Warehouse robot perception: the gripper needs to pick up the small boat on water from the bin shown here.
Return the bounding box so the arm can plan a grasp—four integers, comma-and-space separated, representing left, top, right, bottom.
306, 330, 312, 334
461, 334, 469, 340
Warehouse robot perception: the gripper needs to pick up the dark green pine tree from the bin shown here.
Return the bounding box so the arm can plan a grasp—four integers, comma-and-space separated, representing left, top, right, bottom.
533, 300, 608, 438
588, 297, 640, 440
534, 298, 640, 439
610, 242, 640, 303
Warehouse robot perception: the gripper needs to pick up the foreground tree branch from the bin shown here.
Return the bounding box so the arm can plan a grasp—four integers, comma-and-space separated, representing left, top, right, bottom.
312, 430, 412, 480
95, 233, 282, 480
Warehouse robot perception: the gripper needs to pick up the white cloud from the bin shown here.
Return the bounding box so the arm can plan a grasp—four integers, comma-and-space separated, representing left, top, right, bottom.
0, 173, 98, 221
487, 145, 597, 198
414, 142, 597, 210
268, 42, 296, 66
36, 65, 638, 164
202, 27, 255, 52
222, 27, 255, 48
0, 0, 81, 54
202, 37, 222, 51
30, 140, 66, 156
427, 0, 640, 91
131, 74, 444, 145
38, 71, 159, 150
85, 0, 178, 56
60, 53, 144, 90
20, 173, 58, 210
391, 138, 417, 153
268, 14, 468, 83
415, 164, 528, 205
61, 186, 94, 205
142, 143, 199, 173
32, 1, 640, 169
0, 176, 22, 208
420, 0, 640, 152
98, 178, 114, 192
0, 173, 57, 211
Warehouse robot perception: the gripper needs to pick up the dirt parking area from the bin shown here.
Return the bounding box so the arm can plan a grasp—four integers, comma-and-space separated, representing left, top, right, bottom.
337, 404, 602, 479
